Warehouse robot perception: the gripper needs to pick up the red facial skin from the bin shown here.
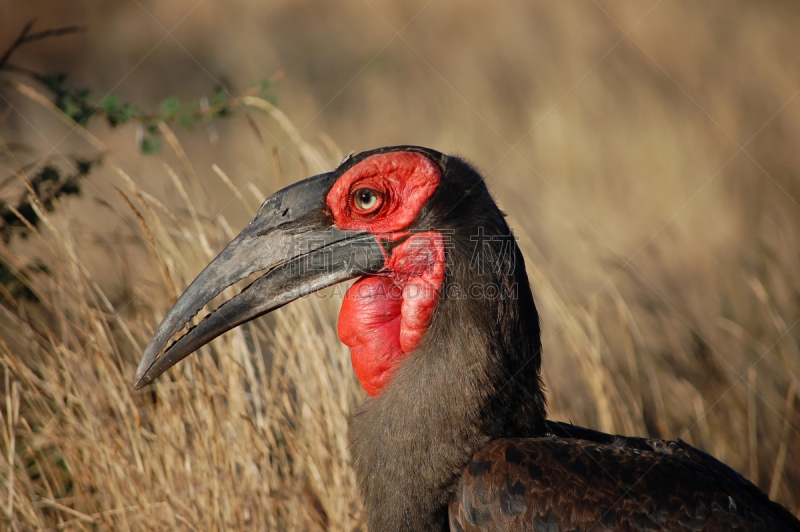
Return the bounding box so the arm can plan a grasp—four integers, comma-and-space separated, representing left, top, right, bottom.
326, 152, 441, 234
327, 152, 445, 396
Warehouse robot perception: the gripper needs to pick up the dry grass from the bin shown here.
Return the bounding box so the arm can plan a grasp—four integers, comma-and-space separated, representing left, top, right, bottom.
1, 92, 369, 530
1, 1, 799, 529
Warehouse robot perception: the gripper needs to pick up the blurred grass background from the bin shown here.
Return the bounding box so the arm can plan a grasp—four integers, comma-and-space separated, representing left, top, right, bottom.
1, 0, 799, 529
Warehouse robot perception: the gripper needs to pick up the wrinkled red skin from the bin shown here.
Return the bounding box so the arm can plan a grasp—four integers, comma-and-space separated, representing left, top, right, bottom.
326, 152, 441, 234
327, 152, 444, 396
338, 232, 446, 396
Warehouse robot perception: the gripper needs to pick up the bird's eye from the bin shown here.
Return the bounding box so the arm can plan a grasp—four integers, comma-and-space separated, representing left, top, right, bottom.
352, 188, 382, 213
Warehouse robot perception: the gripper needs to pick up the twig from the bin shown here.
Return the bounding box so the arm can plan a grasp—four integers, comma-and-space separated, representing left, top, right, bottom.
0, 22, 84, 72
22, 26, 85, 44
0, 21, 34, 69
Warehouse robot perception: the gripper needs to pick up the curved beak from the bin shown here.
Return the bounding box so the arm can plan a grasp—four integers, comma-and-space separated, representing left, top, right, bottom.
133, 172, 385, 389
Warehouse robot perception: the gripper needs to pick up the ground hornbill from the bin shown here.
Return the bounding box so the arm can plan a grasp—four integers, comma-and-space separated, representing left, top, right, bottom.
134, 146, 800, 531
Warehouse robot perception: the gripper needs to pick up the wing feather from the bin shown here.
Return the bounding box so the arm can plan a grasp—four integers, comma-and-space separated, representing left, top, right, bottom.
449, 428, 800, 532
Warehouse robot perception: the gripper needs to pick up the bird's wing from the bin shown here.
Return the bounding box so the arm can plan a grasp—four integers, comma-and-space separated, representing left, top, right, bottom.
449, 431, 800, 532
545, 420, 800, 528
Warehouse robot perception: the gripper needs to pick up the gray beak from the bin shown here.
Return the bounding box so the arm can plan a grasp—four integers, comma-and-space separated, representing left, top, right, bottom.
133, 172, 386, 389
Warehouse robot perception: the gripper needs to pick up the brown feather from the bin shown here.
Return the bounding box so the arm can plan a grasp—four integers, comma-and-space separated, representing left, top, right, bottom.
450, 434, 799, 531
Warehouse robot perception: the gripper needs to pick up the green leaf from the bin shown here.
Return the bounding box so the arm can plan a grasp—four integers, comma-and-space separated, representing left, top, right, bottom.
208, 86, 231, 117
119, 103, 137, 124
41, 72, 68, 94
139, 132, 162, 155
99, 94, 122, 115
75, 159, 94, 175
258, 79, 274, 95
179, 111, 196, 130
159, 96, 181, 117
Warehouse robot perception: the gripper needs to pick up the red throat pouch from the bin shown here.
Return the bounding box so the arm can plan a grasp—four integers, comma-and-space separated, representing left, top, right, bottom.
337, 231, 446, 396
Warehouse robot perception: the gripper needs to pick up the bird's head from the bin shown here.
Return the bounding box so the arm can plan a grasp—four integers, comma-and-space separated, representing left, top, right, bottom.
134, 146, 542, 403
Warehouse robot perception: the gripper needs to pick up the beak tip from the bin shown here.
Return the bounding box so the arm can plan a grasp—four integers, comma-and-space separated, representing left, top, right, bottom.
133, 367, 157, 389
133, 356, 156, 390
132, 371, 148, 390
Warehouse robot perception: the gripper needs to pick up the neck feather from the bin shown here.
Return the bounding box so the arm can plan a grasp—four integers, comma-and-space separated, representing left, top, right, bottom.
348, 216, 546, 531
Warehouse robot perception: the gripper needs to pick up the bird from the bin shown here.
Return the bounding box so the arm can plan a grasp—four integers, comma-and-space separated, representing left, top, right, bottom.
134, 146, 800, 531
